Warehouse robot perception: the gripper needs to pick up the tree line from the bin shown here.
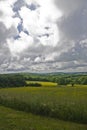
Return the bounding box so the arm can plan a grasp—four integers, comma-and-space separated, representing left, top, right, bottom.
0, 73, 87, 88
23, 73, 87, 85
0, 74, 26, 88
57, 76, 87, 86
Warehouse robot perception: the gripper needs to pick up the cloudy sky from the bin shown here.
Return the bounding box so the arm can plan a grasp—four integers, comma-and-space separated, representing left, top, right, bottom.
0, 0, 87, 73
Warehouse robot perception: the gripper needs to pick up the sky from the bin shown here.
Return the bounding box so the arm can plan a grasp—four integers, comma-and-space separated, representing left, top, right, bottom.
0, 0, 87, 73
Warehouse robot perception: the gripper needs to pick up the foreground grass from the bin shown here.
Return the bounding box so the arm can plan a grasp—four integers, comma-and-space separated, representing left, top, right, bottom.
0, 105, 87, 130
0, 86, 87, 123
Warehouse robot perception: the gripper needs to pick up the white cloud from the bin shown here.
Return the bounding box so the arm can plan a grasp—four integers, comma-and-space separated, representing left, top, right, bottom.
23, 57, 30, 62
45, 52, 58, 62
7, 32, 34, 55
80, 39, 87, 47
34, 57, 41, 63
0, 0, 63, 56
19, 0, 63, 48
37, 0, 62, 22
0, 0, 20, 29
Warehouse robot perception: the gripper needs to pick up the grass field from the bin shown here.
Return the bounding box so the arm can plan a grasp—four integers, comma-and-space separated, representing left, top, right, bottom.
0, 105, 87, 130
0, 84, 87, 125
27, 81, 57, 87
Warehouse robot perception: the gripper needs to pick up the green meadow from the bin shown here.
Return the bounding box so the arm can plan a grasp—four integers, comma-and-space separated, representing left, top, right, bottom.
0, 105, 87, 130
0, 83, 87, 129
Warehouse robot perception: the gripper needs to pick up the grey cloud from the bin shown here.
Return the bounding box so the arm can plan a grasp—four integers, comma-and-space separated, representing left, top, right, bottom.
0, 22, 17, 44
55, 0, 87, 41
58, 7, 87, 40
54, 41, 87, 63
0, 22, 18, 70
55, 0, 86, 16
0, 22, 18, 66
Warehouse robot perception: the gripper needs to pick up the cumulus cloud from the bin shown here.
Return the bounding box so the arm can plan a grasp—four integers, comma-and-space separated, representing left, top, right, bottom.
0, 0, 87, 73
0, 0, 20, 29
18, 0, 62, 49
7, 32, 34, 55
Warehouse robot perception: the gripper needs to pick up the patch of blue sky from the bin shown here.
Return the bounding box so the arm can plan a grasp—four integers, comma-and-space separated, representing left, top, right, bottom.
26, 3, 40, 11
14, 35, 21, 40
17, 22, 23, 33
24, 30, 29, 35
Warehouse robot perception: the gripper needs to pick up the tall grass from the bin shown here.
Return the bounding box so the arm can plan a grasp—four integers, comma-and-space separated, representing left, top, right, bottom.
0, 105, 87, 130
0, 86, 87, 124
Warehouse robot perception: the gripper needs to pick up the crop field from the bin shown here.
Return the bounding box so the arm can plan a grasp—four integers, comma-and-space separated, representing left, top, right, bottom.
0, 85, 87, 126
26, 81, 57, 87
